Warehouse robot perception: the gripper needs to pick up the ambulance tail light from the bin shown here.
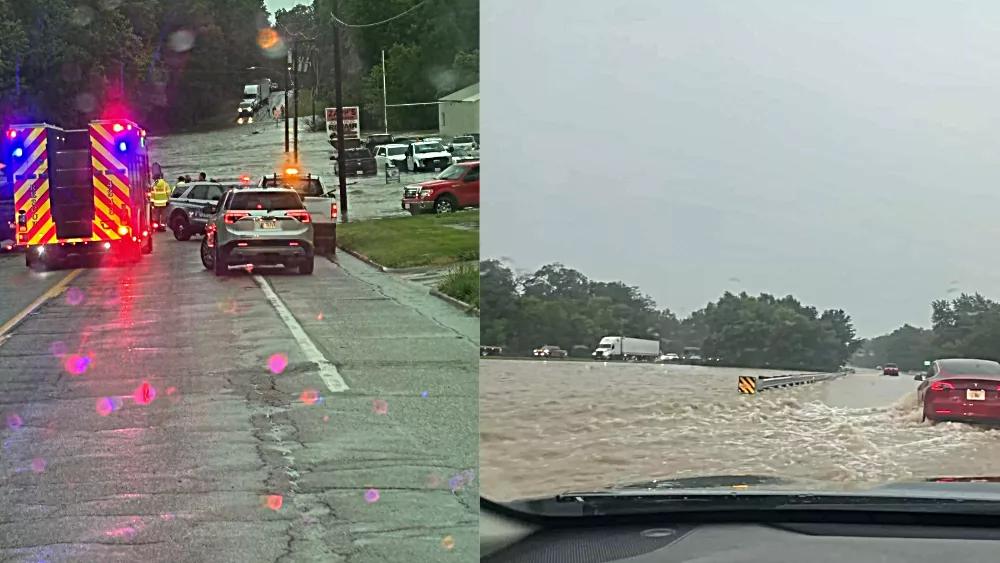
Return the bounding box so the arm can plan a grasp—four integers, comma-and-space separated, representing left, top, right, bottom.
225, 211, 250, 224
118, 226, 130, 236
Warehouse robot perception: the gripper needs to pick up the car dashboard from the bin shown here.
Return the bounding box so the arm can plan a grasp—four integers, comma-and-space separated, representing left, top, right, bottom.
482, 500, 1000, 563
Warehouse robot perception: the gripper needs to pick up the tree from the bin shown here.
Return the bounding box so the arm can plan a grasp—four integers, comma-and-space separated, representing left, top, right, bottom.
482, 261, 861, 371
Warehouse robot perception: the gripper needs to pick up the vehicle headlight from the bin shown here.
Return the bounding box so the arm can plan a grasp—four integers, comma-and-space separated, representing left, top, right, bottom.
420, 189, 433, 198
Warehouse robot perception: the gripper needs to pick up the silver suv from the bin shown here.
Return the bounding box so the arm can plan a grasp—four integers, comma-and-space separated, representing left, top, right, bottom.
199, 187, 315, 275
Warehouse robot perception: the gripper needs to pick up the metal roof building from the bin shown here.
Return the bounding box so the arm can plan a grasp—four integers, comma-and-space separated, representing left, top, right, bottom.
438, 83, 479, 137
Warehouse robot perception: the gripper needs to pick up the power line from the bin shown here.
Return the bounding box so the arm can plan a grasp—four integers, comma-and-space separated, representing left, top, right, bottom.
329, 1, 428, 29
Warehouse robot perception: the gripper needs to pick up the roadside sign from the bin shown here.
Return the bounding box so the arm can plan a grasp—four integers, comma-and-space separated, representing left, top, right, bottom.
325, 106, 360, 139
385, 164, 400, 184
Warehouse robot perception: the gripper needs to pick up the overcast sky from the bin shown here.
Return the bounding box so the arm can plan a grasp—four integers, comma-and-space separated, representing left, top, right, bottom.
264, 0, 305, 20
481, 1, 1000, 337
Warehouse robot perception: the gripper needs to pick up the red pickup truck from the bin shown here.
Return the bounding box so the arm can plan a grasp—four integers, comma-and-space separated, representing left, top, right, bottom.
401, 161, 480, 215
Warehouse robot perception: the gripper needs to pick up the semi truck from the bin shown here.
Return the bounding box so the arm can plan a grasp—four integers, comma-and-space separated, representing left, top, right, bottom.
5, 120, 154, 269
243, 79, 272, 111
592, 336, 661, 361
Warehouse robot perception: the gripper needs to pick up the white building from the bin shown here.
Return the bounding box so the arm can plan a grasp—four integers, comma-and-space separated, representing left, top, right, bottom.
438, 83, 479, 138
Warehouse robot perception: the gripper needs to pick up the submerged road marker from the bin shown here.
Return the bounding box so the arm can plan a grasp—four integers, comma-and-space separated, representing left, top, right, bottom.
0, 269, 82, 339
252, 274, 349, 393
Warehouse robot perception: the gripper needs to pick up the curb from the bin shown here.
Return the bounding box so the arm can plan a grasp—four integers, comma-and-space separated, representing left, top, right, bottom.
337, 247, 393, 272
429, 288, 480, 317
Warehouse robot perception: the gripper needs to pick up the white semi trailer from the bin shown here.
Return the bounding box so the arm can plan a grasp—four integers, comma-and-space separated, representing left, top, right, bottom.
592, 336, 661, 361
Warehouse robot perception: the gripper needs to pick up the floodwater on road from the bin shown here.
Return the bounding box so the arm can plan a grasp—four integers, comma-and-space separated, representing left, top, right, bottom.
481, 360, 1000, 502
147, 92, 447, 221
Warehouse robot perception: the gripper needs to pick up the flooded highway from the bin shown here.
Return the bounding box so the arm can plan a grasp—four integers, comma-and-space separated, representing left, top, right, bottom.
480, 359, 1000, 502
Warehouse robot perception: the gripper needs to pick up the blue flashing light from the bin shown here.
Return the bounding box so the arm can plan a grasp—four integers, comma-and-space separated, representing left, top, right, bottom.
12, 148, 23, 158
118, 142, 127, 152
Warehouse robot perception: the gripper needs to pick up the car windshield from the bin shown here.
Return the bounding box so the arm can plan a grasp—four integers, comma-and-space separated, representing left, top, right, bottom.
435, 165, 467, 180
261, 177, 324, 197
414, 143, 444, 153
229, 191, 303, 211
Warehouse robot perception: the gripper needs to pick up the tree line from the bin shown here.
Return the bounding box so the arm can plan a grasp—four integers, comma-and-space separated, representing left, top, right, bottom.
851, 293, 1000, 372
253, 0, 478, 132
481, 260, 862, 372
0, 0, 477, 133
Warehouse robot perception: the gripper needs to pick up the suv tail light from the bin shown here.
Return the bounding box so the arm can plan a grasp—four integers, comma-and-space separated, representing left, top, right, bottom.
931, 381, 955, 391
225, 211, 250, 224
286, 210, 310, 223
331, 202, 338, 220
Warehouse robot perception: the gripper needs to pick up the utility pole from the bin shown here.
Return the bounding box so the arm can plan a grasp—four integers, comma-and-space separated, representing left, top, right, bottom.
284, 49, 291, 154
332, 0, 348, 221
311, 44, 317, 131
293, 43, 300, 161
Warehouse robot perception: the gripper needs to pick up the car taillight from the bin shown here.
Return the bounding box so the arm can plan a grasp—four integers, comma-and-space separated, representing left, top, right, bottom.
331, 203, 338, 220
931, 381, 955, 391
225, 212, 250, 224
287, 210, 310, 223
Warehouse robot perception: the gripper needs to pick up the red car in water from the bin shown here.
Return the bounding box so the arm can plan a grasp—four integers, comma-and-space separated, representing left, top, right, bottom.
918, 358, 1000, 423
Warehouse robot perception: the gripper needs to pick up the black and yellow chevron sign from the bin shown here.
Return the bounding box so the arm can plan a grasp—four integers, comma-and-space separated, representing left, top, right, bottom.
738, 376, 757, 395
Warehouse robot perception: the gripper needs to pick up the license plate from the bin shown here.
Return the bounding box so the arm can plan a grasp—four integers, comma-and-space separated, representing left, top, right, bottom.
434, 167, 441, 172
356, 170, 363, 175
260, 220, 277, 229
968, 389, 986, 401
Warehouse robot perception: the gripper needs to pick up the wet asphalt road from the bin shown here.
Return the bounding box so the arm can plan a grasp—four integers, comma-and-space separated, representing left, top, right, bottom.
0, 235, 478, 562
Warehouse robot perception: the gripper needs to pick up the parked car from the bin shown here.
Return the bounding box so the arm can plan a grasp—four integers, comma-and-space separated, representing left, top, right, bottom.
883, 363, 899, 376
373, 143, 408, 169
404, 141, 451, 172
401, 161, 480, 215
533, 346, 568, 359
449, 135, 477, 151
335, 148, 378, 177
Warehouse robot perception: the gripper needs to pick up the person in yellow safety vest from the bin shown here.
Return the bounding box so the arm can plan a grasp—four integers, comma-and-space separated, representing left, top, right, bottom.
150, 173, 171, 231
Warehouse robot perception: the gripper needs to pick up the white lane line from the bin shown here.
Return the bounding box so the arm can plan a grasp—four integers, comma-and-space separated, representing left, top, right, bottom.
253, 274, 349, 393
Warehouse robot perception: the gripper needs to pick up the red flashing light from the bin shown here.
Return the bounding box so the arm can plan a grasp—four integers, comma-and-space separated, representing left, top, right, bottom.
240, 175, 250, 183
331, 203, 338, 220
6, 130, 15, 139
931, 381, 955, 391
126, 124, 133, 131
113, 123, 124, 133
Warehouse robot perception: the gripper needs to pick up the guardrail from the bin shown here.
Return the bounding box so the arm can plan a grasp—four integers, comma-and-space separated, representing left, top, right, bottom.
738, 371, 846, 395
